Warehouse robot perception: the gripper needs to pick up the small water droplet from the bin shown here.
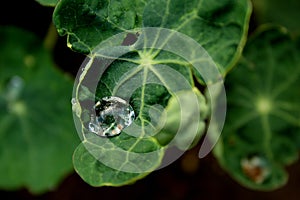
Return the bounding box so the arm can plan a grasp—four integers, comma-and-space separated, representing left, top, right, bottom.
88, 96, 135, 137
241, 155, 270, 184
9, 76, 23, 89
6, 76, 24, 101
71, 98, 77, 105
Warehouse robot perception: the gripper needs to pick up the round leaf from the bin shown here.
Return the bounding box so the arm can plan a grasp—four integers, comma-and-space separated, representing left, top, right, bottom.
71, 28, 216, 186
0, 27, 79, 193
214, 26, 300, 190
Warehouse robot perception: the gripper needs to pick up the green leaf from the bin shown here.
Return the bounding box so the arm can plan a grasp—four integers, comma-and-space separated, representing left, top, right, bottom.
35, 0, 58, 7
214, 26, 300, 190
53, 0, 145, 53
72, 28, 212, 186
143, 0, 252, 75
155, 88, 208, 150
73, 133, 163, 186
252, 0, 300, 33
0, 27, 79, 193
53, 0, 252, 75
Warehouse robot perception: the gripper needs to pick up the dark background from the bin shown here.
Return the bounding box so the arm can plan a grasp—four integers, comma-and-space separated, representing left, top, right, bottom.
0, 1, 299, 199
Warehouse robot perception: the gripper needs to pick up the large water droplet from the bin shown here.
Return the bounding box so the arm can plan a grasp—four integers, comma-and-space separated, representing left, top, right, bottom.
88, 96, 135, 137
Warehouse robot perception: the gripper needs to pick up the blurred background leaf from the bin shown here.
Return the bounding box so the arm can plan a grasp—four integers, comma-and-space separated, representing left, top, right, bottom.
0, 26, 79, 193
214, 26, 300, 190
252, 0, 300, 33
35, 0, 58, 7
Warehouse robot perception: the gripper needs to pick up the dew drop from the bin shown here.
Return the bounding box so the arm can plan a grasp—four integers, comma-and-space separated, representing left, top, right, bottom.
241, 155, 270, 184
8, 76, 24, 91
6, 76, 24, 101
71, 98, 77, 105
88, 96, 135, 137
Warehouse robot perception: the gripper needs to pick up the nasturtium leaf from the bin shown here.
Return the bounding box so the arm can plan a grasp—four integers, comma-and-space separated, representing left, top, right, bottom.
53, 0, 252, 76
53, 0, 146, 53
73, 143, 153, 186
143, 0, 252, 76
35, 0, 58, 7
155, 88, 208, 150
0, 27, 79, 193
72, 28, 213, 186
214, 26, 300, 190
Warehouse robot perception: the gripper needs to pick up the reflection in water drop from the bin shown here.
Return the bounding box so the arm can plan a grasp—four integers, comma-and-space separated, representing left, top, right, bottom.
88, 96, 135, 137
88, 114, 102, 134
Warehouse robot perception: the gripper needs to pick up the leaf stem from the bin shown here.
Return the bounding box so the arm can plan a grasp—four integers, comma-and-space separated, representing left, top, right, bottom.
261, 115, 273, 159
43, 22, 58, 51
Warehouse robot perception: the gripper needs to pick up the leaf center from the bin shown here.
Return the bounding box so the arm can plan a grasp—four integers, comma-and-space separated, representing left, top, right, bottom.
139, 51, 155, 66
256, 97, 272, 115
